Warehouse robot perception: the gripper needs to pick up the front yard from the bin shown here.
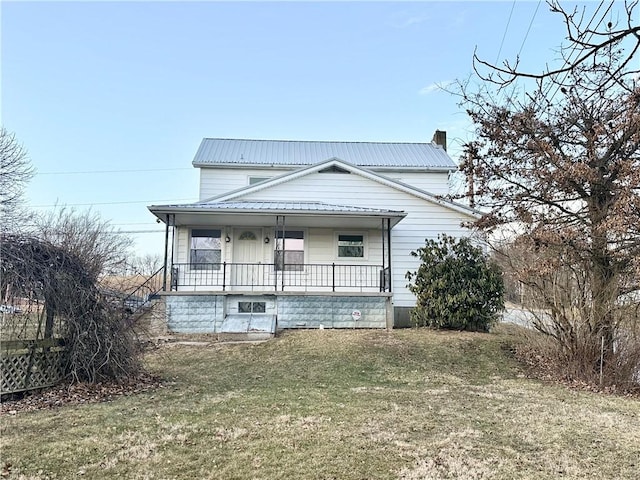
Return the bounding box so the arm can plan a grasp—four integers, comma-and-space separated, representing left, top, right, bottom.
1, 328, 638, 479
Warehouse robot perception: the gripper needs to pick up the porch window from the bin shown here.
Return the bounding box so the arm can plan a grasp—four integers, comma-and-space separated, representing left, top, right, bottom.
275, 230, 304, 271
190, 229, 221, 270
338, 234, 364, 258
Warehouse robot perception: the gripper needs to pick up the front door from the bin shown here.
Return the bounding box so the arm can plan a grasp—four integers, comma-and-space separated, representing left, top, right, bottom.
232, 229, 261, 288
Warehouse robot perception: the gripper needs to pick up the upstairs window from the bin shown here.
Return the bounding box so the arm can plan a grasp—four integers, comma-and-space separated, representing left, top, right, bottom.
338, 234, 364, 258
190, 229, 221, 270
275, 230, 304, 271
249, 176, 271, 185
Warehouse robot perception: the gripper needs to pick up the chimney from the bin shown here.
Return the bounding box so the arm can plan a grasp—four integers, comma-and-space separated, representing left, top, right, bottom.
432, 130, 447, 151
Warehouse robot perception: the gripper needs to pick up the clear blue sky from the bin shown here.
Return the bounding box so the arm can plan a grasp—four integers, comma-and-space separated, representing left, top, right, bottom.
1, 1, 619, 257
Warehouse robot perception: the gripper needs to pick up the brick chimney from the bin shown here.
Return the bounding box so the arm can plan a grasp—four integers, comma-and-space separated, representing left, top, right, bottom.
432, 130, 447, 151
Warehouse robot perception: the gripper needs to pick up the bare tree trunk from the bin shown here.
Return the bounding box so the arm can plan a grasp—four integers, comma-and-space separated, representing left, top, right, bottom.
44, 304, 55, 339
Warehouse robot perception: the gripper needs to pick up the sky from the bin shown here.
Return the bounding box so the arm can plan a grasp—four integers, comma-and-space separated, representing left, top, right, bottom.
1, 0, 625, 258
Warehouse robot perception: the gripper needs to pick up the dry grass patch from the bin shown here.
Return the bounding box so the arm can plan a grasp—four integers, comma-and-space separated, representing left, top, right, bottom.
1, 328, 639, 479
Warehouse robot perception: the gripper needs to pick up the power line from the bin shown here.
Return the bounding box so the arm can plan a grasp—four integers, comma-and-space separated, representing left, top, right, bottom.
545, 1, 612, 103
517, 0, 543, 58
112, 222, 160, 226
30, 198, 195, 208
36, 167, 192, 176
496, 0, 517, 64
108, 230, 165, 234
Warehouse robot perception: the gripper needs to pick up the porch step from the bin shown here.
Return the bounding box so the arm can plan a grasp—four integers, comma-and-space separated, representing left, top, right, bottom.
220, 314, 277, 336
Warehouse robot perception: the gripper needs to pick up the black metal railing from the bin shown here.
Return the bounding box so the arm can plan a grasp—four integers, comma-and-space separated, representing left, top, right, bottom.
121, 266, 165, 316
170, 262, 389, 292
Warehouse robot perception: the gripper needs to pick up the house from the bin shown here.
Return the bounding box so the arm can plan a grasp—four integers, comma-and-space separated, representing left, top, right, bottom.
148, 132, 478, 335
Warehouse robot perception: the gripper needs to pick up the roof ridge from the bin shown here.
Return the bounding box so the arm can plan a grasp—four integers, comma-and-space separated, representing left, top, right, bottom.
201, 137, 432, 145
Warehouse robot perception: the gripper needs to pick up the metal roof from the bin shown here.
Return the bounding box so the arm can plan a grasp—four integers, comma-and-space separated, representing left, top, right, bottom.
192, 138, 456, 170
149, 200, 406, 217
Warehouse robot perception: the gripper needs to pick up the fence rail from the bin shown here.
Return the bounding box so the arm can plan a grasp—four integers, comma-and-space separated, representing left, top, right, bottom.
171, 262, 390, 292
1, 338, 66, 395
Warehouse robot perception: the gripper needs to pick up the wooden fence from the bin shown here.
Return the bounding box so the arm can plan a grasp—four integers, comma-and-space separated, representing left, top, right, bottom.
1, 339, 66, 395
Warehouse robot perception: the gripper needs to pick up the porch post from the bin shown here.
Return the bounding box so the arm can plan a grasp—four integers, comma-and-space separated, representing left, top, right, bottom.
281, 215, 286, 291
381, 218, 386, 292
170, 214, 176, 290
162, 214, 169, 291
386, 217, 392, 293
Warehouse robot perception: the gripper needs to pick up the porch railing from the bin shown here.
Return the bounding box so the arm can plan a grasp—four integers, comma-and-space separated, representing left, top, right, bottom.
170, 263, 390, 292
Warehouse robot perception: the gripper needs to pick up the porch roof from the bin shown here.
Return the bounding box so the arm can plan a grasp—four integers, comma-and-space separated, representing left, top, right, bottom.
148, 200, 407, 229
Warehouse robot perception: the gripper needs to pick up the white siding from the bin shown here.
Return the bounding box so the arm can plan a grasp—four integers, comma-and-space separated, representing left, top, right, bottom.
237, 171, 473, 307
173, 226, 382, 265
199, 167, 453, 200
171, 225, 385, 293
391, 171, 451, 196
199, 167, 294, 200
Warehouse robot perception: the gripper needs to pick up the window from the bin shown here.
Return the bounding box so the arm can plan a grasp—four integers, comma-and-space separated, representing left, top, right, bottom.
238, 302, 266, 313
338, 234, 364, 258
249, 176, 271, 185
275, 230, 304, 271
190, 229, 221, 270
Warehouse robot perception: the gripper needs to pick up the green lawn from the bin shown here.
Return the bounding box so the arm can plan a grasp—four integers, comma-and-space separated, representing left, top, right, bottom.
1, 328, 639, 479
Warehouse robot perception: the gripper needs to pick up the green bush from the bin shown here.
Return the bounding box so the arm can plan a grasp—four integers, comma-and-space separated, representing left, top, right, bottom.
406, 234, 504, 331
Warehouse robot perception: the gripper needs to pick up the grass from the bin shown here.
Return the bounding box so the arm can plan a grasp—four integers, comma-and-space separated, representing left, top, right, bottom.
1, 326, 639, 479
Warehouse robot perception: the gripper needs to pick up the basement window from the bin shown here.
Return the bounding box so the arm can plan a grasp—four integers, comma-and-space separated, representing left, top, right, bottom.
238, 302, 266, 313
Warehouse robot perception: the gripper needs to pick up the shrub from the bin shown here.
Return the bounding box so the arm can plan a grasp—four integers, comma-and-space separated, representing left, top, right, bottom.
406, 234, 504, 331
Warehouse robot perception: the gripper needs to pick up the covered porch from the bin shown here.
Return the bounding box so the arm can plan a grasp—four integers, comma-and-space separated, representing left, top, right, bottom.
148, 201, 405, 333
149, 201, 406, 294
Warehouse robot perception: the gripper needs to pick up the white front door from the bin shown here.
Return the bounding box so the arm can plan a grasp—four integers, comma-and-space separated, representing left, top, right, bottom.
232, 229, 262, 288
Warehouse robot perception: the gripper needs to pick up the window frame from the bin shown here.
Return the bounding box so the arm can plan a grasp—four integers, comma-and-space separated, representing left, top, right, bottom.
238, 301, 266, 313
189, 228, 222, 270
274, 229, 305, 271
248, 176, 272, 185
335, 232, 367, 260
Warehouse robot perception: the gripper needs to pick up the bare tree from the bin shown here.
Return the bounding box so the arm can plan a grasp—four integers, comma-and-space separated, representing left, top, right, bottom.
129, 253, 163, 276
29, 206, 133, 280
1, 234, 142, 382
459, 45, 640, 388
0, 127, 34, 231
474, 0, 640, 90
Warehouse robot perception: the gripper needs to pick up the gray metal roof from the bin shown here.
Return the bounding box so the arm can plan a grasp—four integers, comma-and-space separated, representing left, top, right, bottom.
192, 138, 456, 170
149, 200, 406, 217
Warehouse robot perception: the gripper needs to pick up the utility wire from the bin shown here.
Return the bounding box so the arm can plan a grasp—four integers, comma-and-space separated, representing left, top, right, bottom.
107, 230, 165, 234
36, 167, 192, 176
545, 0, 611, 104
112, 222, 161, 226
30, 198, 195, 208
517, 0, 543, 58
496, 0, 517, 64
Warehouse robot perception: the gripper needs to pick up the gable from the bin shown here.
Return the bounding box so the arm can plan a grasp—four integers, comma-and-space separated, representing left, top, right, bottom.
210, 158, 478, 220
318, 164, 351, 174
